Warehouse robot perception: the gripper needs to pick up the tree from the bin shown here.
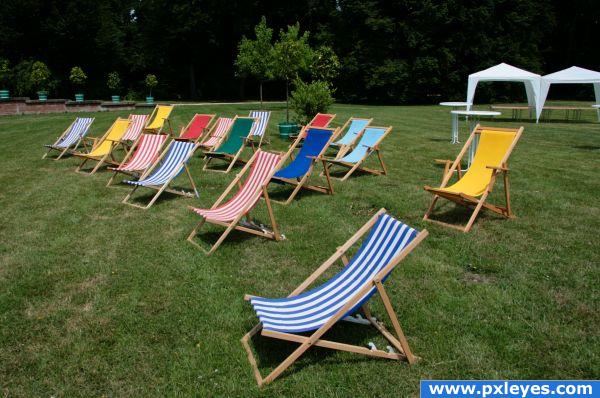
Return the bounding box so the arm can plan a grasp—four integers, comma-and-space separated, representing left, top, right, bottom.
272, 23, 313, 122
235, 16, 274, 105
107, 71, 121, 92
145, 74, 158, 96
0, 59, 10, 88
290, 79, 334, 124
69, 66, 87, 90
30, 61, 51, 93
311, 46, 340, 87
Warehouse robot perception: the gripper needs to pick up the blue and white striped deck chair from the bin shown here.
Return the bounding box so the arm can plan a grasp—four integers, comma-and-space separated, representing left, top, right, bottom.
242, 208, 428, 386
122, 139, 199, 209
321, 126, 392, 181
43, 117, 94, 160
329, 117, 372, 158
248, 110, 271, 147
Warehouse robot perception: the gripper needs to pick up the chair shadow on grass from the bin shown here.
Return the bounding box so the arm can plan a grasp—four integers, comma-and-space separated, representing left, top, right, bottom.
244, 319, 396, 381
126, 185, 196, 207
427, 200, 502, 227
572, 145, 600, 151
268, 181, 327, 203
190, 226, 256, 250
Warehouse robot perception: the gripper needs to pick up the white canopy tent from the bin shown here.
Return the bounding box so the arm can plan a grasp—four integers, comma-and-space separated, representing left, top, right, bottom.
536, 66, 600, 122
466, 63, 542, 117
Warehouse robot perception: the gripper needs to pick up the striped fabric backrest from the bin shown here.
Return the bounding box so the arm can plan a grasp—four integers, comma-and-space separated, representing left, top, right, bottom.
58, 117, 94, 147
180, 114, 213, 140
225, 150, 281, 209
250, 213, 418, 333
311, 113, 335, 128
335, 118, 371, 146
140, 140, 196, 186
122, 114, 149, 141
118, 134, 167, 171
249, 111, 271, 137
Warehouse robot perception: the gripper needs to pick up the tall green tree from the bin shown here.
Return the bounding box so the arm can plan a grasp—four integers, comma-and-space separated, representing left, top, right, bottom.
235, 16, 274, 106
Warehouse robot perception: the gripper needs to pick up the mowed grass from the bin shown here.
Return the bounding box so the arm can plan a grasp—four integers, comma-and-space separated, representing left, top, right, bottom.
0, 102, 598, 397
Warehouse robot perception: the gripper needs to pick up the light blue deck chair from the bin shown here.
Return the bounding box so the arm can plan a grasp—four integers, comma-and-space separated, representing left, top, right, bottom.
122, 140, 198, 209
43, 117, 95, 160
329, 117, 372, 158
241, 209, 428, 386
321, 126, 392, 181
269, 127, 336, 204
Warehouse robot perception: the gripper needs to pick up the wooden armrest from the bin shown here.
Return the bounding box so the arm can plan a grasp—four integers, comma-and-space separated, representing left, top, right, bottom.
486, 165, 509, 172
434, 159, 452, 165
243, 294, 256, 301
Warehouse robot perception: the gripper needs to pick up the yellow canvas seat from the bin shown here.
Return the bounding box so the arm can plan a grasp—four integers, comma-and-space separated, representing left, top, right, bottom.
144, 105, 174, 134
74, 118, 130, 174
424, 125, 523, 232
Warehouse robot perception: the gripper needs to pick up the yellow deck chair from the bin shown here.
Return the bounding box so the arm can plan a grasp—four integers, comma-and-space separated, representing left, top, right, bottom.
74, 118, 130, 174
144, 105, 174, 134
423, 124, 523, 232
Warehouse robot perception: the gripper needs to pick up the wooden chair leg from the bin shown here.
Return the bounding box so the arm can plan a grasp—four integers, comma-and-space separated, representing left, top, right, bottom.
209, 222, 238, 255
76, 157, 88, 172
122, 186, 138, 204
464, 193, 488, 232
106, 171, 118, 187
376, 150, 387, 175
55, 146, 70, 160
503, 172, 513, 218
423, 195, 439, 220
263, 187, 281, 240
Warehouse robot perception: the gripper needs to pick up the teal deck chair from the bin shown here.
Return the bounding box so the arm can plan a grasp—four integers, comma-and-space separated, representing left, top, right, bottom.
203, 116, 256, 173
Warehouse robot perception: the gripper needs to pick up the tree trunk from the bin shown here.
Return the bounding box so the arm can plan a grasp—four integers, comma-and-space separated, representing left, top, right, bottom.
285, 80, 289, 123
259, 81, 263, 106
189, 63, 196, 100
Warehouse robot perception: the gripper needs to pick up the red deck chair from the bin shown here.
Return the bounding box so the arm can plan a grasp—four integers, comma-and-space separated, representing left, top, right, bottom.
179, 114, 216, 143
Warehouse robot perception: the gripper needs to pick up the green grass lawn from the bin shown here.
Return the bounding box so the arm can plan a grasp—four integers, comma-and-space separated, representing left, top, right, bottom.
0, 102, 598, 396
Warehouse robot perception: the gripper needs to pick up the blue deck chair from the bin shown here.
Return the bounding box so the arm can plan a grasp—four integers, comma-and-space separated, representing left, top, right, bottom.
321, 126, 392, 181
248, 110, 271, 147
329, 117, 372, 157
241, 209, 428, 386
269, 127, 337, 204
43, 117, 95, 160
122, 139, 199, 209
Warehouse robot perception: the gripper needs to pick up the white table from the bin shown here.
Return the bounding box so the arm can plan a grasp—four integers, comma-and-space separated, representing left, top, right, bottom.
592, 105, 600, 122
451, 110, 501, 166
440, 102, 472, 143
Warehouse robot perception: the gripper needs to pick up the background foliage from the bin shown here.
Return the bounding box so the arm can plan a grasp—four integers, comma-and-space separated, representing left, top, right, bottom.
0, 0, 598, 102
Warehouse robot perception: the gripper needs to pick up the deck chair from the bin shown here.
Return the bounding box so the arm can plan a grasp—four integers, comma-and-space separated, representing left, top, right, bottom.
187, 150, 283, 255
241, 209, 428, 386
106, 133, 168, 186
329, 117, 372, 158
423, 125, 523, 232
73, 118, 130, 174
289, 113, 336, 140
179, 113, 216, 143
268, 127, 337, 205
198, 117, 234, 151
121, 114, 149, 142
203, 116, 256, 173
320, 126, 392, 181
247, 110, 271, 147
144, 104, 174, 134
42, 117, 94, 160
122, 140, 199, 209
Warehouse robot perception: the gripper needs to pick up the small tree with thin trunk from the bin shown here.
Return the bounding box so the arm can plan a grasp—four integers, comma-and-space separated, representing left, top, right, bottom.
235, 16, 274, 106
272, 23, 313, 122
145, 74, 158, 97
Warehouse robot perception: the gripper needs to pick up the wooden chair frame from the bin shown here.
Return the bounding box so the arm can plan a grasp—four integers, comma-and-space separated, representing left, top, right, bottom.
320, 126, 392, 181
74, 118, 130, 175
187, 150, 283, 255
423, 124, 523, 232
268, 127, 338, 205
241, 208, 428, 387
203, 116, 258, 173
178, 113, 216, 143
247, 110, 271, 147
122, 140, 200, 209
106, 133, 169, 187
144, 105, 174, 135
329, 117, 373, 159
42, 118, 95, 160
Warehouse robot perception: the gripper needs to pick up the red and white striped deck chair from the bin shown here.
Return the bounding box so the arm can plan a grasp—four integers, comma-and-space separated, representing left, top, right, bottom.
121, 114, 149, 142
106, 133, 168, 186
198, 117, 234, 151
187, 150, 283, 255
178, 114, 216, 143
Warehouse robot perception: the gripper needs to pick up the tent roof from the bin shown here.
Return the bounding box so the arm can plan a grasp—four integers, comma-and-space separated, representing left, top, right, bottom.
542, 66, 600, 83
469, 63, 541, 80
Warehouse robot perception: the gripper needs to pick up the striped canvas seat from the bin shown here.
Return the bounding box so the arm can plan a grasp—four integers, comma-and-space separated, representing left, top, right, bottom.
332, 118, 371, 147
199, 117, 234, 149
192, 150, 281, 222
121, 114, 149, 141
250, 214, 417, 333
47, 117, 94, 149
125, 140, 196, 187
249, 110, 270, 138
116, 134, 167, 172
